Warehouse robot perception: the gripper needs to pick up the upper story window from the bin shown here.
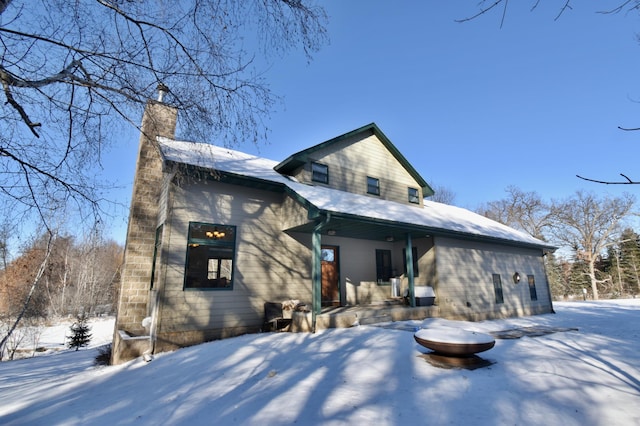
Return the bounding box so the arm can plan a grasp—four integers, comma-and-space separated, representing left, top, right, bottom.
311, 162, 329, 184
408, 187, 420, 204
367, 176, 380, 195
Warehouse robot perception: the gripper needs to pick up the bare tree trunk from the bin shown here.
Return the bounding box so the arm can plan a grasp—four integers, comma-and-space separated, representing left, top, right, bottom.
60, 246, 70, 315
632, 261, 640, 295
587, 258, 600, 300
44, 276, 58, 317
0, 232, 54, 353
615, 252, 624, 296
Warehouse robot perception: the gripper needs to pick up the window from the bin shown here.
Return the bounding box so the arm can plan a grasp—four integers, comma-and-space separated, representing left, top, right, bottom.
376, 249, 393, 284
492, 274, 504, 304
321, 248, 335, 262
367, 176, 380, 195
408, 187, 420, 204
150, 225, 163, 290
311, 162, 329, 184
528, 275, 538, 301
403, 247, 419, 277
185, 222, 236, 290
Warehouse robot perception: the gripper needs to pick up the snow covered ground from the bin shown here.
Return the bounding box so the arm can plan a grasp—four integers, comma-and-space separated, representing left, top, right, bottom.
0, 300, 638, 426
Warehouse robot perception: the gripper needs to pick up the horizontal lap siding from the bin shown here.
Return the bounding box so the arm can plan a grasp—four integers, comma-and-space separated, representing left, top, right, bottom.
434, 237, 552, 320
323, 236, 387, 304
324, 236, 435, 304
393, 237, 436, 288
298, 133, 423, 206
281, 195, 310, 230
155, 179, 312, 346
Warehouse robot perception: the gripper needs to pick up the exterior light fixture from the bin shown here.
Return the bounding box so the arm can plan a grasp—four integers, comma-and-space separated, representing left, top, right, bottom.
385, 236, 394, 242
327, 229, 336, 236
206, 228, 226, 239
513, 272, 521, 284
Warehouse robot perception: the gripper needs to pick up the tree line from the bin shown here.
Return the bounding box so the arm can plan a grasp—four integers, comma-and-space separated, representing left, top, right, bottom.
0, 232, 122, 360
476, 186, 638, 300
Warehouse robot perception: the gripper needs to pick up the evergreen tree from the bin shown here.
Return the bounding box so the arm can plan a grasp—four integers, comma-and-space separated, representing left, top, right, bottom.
569, 258, 591, 298
618, 229, 640, 296
68, 312, 92, 351
544, 253, 565, 300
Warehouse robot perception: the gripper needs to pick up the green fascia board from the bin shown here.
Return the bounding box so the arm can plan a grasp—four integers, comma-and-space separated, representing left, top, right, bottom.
312, 209, 556, 252
274, 123, 434, 197
170, 161, 553, 252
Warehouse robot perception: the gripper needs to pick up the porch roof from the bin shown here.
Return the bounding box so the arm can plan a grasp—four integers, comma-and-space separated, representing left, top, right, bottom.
158, 137, 555, 251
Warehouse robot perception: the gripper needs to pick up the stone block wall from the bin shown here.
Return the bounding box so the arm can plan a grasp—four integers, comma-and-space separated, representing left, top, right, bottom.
112, 100, 177, 363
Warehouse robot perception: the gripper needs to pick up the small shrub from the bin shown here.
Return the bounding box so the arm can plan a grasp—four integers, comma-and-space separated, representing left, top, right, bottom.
94, 344, 112, 366
67, 312, 92, 351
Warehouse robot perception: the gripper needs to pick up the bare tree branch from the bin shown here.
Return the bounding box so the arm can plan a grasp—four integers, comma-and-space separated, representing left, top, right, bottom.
597, 0, 637, 15
576, 174, 638, 185
455, 1, 507, 27
0, 0, 328, 236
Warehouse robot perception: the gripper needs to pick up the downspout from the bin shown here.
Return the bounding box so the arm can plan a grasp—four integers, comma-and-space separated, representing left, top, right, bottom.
543, 251, 556, 314
146, 167, 177, 362
312, 213, 331, 332
405, 233, 416, 307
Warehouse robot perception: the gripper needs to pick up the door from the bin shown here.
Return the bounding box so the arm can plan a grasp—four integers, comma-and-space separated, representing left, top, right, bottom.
321, 245, 340, 306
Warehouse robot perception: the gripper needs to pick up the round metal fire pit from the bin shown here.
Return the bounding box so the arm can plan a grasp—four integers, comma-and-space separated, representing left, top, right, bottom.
414, 328, 495, 356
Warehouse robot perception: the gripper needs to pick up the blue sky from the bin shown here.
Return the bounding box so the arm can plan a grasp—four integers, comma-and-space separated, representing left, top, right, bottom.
103, 1, 640, 243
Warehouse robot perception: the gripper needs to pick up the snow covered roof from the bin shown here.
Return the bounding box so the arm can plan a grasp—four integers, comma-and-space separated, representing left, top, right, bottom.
157, 137, 553, 250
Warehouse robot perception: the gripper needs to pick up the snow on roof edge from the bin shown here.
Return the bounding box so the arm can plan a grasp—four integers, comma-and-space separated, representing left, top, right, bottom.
156, 137, 555, 250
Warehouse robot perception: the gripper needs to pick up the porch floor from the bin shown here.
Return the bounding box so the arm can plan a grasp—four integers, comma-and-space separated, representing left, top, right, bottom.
313, 300, 440, 330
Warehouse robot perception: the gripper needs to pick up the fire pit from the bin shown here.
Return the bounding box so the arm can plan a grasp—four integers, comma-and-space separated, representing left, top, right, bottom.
414, 328, 495, 356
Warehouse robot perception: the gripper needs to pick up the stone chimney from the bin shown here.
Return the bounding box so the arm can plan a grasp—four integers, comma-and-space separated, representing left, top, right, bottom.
112, 86, 177, 363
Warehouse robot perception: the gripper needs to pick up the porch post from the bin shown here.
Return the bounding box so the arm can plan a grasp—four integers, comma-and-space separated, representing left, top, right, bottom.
311, 219, 325, 332
406, 233, 416, 307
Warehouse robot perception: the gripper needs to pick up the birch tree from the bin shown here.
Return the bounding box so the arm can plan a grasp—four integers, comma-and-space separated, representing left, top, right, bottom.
0, 0, 327, 231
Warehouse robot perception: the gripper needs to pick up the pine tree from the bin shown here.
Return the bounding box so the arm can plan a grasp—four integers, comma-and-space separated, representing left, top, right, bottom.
618, 229, 640, 296
569, 258, 591, 298
68, 312, 92, 351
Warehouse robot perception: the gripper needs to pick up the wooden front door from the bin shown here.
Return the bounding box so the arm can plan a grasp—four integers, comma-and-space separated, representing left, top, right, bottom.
321, 246, 340, 306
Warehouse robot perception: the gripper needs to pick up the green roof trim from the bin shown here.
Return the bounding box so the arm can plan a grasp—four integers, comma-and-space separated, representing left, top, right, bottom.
274, 123, 435, 197
169, 162, 553, 252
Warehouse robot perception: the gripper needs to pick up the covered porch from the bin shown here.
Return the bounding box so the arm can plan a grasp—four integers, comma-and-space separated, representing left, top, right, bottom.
287, 208, 438, 331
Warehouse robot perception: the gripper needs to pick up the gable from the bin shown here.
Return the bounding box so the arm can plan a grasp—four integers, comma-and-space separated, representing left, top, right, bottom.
275, 123, 434, 200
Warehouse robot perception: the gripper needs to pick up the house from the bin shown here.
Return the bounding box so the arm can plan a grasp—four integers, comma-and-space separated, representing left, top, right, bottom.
111, 96, 555, 364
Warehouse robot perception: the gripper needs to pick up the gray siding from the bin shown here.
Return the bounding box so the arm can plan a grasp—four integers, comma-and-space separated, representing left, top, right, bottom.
281, 194, 311, 230
322, 236, 392, 305
154, 178, 313, 349
434, 237, 552, 320
320, 235, 435, 305
293, 132, 424, 206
